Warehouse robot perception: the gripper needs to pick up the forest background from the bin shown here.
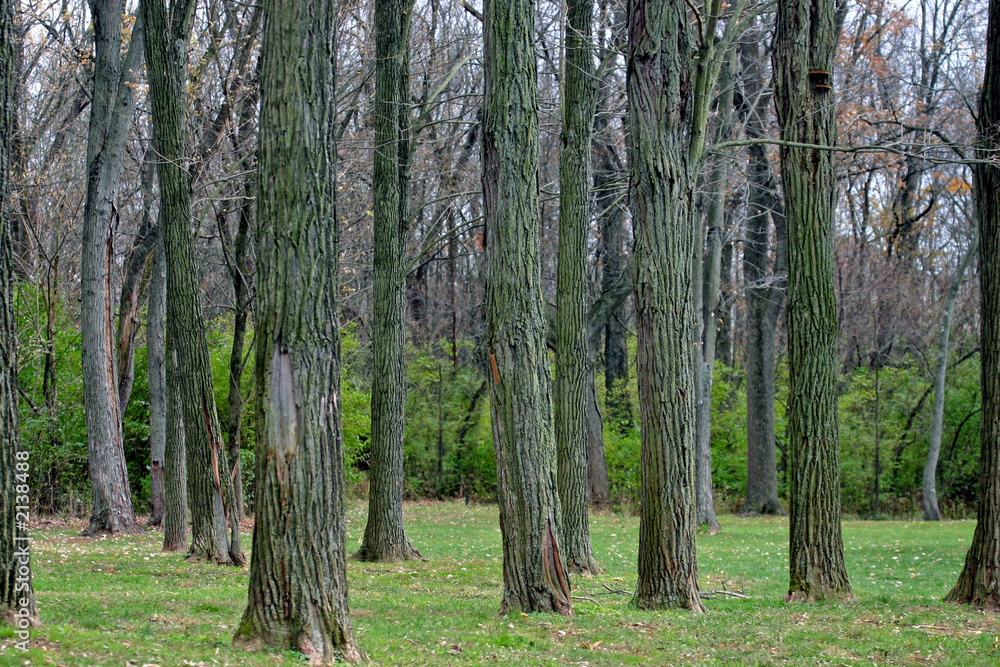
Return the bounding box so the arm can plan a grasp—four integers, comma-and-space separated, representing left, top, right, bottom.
7, 0, 987, 523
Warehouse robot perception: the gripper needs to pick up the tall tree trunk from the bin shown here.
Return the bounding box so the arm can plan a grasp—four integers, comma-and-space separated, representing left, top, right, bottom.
147, 232, 167, 528
595, 6, 630, 434
115, 151, 157, 418
627, 0, 704, 613
0, 0, 38, 625
694, 55, 738, 534
79, 0, 144, 536
588, 77, 622, 507
944, 0, 1000, 610
483, 0, 571, 616
142, 0, 242, 566
42, 259, 57, 413
923, 235, 977, 521
222, 186, 251, 523
219, 48, 262, 524
356, 0, 422, 563
773, 0, 852, 602
555, 0, 599, 576
716, 235, 733, 367
596, 122, 630, 433
740, 28, 787, 516
233, 0, 365, 657
162, 340, 188, 551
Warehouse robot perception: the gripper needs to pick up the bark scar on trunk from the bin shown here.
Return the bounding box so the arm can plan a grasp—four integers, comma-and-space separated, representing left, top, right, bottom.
542, 517, 572, 613
270, 346, 299, 472
490, 348, 500, 384
201, 386, 223, 496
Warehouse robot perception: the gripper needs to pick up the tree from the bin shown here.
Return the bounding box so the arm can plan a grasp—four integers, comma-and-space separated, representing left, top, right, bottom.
356, 0, 422, 563
739, 25, 787, 517
1, 0, 37, 625
147, 231, 167, 529
79, 0, 144, 537
595, 6, 631, 437
693, 52, 738, 534
627, 0, 704, 612
773, 0, 852, 601
483, 0, 571, 615
923, 233, 977, 520
555, 0, 600, 575
141, 0, 243, 565
233, 0, 365, 658
944, 0, 1000, 610
163, 322, 189, 552
215, 1, 262, 525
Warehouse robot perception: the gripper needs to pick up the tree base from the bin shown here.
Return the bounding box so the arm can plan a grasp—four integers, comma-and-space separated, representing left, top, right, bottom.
699, 518, 722, 535
944, 559, 1000, 610
233, 623, 368, 665
352, 541, 425, 563
739, 498, 786, 516
632, 592, 706, 613
81, 519, 144, 537
565, 557, 601, 577
785, 587, 855, 603
186, 547, 237, 566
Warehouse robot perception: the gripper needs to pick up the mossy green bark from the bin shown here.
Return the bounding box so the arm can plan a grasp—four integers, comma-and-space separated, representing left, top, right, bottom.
483, 0, 571, 616
773, 0, 852, 602
627, 0, 704, 613
142, 0, 242, 566
234, 0, 365, 659
944, 0, 1000, 611
555, 0, 599, 576
356, 0, 422, 564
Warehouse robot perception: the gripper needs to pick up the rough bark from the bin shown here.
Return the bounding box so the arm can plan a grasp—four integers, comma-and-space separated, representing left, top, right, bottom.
147, 232, 167, 528
596, 123, 630, 432
222, 189, 251, 523
142, 0, 242, 566
79, 0, 144, 536
716, 235, 733, 367
356, 0, 422, 563
162, 341, 188, 552
627, 0, 704, 613
740, 29, 787, 516
773, 0, 853, 602
923, 235, 977, 521
555, 0, 599, 576
233, 0, 365, 657
693, 55, 738, 534
587, 86, 619, 505
1, 0, 38, 623
483, 0, 571, 616
594, 5, 630, 436
219, 45, 262, 524
944, 0, 1000, 610
115, 153, 157, 418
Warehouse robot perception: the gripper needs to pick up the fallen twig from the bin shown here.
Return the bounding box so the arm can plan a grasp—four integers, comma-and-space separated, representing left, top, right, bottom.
600, 582, 633, 596
571, 595, 601, 605
699, 589, 751, 599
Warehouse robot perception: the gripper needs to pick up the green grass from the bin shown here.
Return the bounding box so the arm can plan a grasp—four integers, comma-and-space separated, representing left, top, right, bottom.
3, 502, 1000, 666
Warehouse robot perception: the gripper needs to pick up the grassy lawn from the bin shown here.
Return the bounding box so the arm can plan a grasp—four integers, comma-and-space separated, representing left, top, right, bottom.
2, 501, 999, 666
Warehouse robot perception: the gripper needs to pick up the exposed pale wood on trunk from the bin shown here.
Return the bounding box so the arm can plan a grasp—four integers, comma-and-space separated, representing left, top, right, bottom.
483, 0, 571, 616
233, 0, 365, 658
